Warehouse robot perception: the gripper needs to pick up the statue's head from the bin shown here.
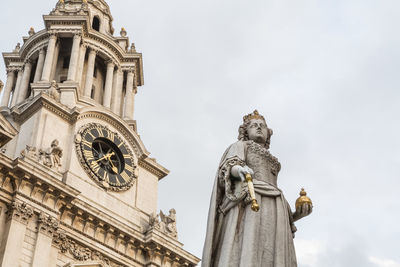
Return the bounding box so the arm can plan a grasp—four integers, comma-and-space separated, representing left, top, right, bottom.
238, 110, 273, 148
51, 139, 59, 147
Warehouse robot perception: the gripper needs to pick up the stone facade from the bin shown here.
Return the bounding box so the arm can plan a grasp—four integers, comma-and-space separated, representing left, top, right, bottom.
0, 0, 199, 266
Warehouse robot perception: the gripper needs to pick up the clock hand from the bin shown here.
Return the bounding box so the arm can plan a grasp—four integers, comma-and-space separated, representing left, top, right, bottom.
95, 152, 115, 163
108, 158, 119, 173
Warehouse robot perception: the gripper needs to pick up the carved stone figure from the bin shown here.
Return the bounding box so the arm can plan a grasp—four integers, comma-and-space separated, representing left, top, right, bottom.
202, 110, 312, 267
46, 80, 60, 101
0, 80, 4, 92
40, 139, 63, 169
160, 209, 178, 238
148, 209, 178, 238
20, 145, 38, 159
13, 43, 21, 53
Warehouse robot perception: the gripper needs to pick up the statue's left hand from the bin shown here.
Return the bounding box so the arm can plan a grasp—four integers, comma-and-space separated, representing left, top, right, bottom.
293, 203, 312, 222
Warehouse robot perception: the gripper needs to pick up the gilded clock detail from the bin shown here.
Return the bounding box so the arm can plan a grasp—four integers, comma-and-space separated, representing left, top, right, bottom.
75, 123, 137, 191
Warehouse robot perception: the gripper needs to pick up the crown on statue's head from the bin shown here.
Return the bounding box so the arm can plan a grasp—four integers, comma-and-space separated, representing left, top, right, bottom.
243, 110, 265, 123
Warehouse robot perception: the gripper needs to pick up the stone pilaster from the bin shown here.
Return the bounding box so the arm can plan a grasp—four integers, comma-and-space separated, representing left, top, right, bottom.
33, 49, 45, 82
111, 68, 123, 115
31, 212, 59, 267
41, 33, 57, 81
1, 70, 16, 107
0, 201, 33, 267
67, 33, 82, 81
124, 68, 136, 120
103, 60, 115, 108
83, 48, 97, 97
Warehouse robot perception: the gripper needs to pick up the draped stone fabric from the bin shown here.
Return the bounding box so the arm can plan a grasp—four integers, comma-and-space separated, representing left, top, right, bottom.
202, 141, 297, 267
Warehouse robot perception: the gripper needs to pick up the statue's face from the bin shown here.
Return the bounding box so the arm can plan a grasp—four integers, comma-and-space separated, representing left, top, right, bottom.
247, 119, 268, 144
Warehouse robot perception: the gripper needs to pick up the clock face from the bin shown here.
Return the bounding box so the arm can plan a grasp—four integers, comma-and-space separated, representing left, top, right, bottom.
75, 124, 137, 191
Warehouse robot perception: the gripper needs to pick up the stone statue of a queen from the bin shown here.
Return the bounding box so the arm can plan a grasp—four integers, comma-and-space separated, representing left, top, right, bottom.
202, 110, 312, 267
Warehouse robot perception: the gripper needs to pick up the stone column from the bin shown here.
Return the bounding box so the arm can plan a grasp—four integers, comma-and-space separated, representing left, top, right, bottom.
83, 48, 97, 97
67, 34, 82, 81
76, 43, 87, 89
0, 201, 33, 267
1, 70, 16, 107
111, 69, 123, 115
33, 49, 45, 82
41, 33, 57, 81
31, 213, 58, 267
124, 69, 136, 120
11, 69, 23, 106
50, 42, 60, 81
16, 60, 33, 103
103, 60, 115, 108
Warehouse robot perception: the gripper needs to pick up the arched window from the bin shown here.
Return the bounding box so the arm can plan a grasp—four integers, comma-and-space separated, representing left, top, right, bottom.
92, 16, 100, 31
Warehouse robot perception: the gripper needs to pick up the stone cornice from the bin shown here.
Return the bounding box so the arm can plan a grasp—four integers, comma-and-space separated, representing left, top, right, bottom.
11, 93, 79, 124
44, 15, 88, 34
0, 113, 18, 147
138, 158, 169, 180
19, 30, 49, 59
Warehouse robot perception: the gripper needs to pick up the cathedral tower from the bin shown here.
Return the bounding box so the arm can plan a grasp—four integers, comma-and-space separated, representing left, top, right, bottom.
0, 0, 199, 266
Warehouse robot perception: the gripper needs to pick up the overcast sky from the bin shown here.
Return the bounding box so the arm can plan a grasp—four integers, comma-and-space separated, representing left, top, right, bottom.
1, 1, 400, 266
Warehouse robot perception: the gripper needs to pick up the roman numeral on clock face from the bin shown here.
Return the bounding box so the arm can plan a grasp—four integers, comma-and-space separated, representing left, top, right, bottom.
84, 149, 94, 159
91, 162, 100, 173
107, 131, 115, 141
120, 171, 130, 182
82, 139, 92, 148
125, 164, 134, 173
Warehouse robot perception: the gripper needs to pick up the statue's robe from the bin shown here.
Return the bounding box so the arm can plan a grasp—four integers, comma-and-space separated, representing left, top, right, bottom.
202, 140, 297, 267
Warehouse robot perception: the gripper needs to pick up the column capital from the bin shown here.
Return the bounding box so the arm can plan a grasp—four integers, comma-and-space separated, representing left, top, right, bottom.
37, 212, 59, 237
81, 42, 89, 49
6, 200, 34, 225
88, 47, 99, 55
24, 58, 33, 65
39, 48, 46, 54
48, 31, 58, 38
126, 67, 136, 74
73, 32, 82, 39
15, 66, 24, 73
106, 59, 115, 66
6, 67, 17, 74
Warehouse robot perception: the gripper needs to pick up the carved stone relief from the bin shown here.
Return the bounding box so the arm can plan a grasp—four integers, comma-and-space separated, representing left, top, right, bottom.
6, 200, 34, 224
149, 209, 178, 239
45, 80, 61, 102
37, 212, 59, 237
53, 230, 124, 267
20, 139, 63, 171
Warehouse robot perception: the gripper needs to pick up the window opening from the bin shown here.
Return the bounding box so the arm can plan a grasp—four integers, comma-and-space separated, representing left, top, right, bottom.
63, 56, 70, 69
92, 16, 100, 31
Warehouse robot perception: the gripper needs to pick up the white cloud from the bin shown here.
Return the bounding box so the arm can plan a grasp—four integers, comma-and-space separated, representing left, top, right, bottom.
370, 257, 400, 267
294, 239, 324, 267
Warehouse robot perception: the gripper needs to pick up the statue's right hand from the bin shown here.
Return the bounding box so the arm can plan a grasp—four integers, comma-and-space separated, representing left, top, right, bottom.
231, 165, 254, 181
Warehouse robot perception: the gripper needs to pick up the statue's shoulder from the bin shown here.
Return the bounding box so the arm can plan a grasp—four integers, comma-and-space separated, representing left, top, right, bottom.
219, 140, 248, 164
224, 140, 247, 153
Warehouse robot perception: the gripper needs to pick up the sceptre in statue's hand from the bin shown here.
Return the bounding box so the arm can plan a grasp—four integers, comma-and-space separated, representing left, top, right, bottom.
231, 165, 259, 212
